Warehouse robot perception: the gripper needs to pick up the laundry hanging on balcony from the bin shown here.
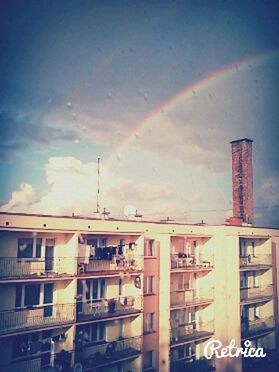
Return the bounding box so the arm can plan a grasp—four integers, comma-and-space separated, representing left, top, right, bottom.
78, 244, 91, 264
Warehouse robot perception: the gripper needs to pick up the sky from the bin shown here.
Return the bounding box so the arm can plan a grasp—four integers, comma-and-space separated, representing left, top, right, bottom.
0, 0, 279, 227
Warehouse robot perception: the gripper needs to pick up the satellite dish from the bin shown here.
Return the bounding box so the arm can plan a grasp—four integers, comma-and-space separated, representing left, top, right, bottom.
124, 205, 137, 218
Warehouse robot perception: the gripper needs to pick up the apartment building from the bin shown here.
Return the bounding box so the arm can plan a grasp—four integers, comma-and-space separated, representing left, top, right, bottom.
0, 212, 278, 372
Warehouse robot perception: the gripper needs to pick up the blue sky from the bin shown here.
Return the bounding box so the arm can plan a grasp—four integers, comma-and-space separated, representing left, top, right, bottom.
0, 0, 279, 226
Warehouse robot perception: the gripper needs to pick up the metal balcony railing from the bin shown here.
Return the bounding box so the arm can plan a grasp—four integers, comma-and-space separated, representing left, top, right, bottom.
78, 255, 143, 274
240, 285, 273, 303
171, 354, 215, 372
170, 254, 213, 270
170, 288, 214, 308
0, 303, 75, 335
77, 296, 142, 322
241, 316, 275, 338
0, 257, 77, 279
77, 336, 142, 369
170, 320, 214, 346
239, 254, 272, 268
1, 357, 41, 372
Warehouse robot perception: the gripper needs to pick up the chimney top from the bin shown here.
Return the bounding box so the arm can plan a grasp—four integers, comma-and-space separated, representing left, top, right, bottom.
230, 138, 253, 144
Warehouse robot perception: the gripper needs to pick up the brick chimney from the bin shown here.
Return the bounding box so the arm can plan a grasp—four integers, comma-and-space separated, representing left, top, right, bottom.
231, 138, 254, 224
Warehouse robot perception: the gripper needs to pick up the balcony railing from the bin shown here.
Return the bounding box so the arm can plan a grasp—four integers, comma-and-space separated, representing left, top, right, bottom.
240, 285, 273, 303
170, 254, 213, 270
171, 355, 215, 372
0, 257, 77, 279
77, 336, 142, 370
0, 303, 75, 335
241, 316, 275, 338
1, 357, 41, 372
171, 288, 214, 308
170, 320, 214, 346
239, 254, 272, 268
77, 296, 142, 322
78, 255, 143, 275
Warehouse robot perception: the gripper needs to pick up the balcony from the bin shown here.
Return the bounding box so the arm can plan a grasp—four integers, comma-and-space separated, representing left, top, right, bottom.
241, 316, 275, 339
170, 254, 213, 272
78, 255, 143, 276
0, 303, 75, 336
171, 355, 215, 372
77, 296, 142, 322
1, 357, 41, 372
77, 336, 142, 370
170, 320, 214, 347
0, 257, 77, 281
242, 348, 279, 371
170, 288, 214, 309
239, 254, 272, 271
240, 285, 273, 304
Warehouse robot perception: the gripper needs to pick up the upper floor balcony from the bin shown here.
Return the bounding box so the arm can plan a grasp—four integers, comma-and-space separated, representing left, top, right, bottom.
77, 336, 142, 371
170, 288, 214, 309
240, 285, 273, 305
77, 295, 142, 322
170, 320, 214, 347
170, 254, 213, 272
78, 255, 143, 276
0, 257, 77, 281
239, 254, 272, 271
241, 315, 275, 339
0, 303, 75, 336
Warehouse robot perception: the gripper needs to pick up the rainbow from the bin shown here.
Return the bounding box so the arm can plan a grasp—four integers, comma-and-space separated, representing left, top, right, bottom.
105, 49, 278, 166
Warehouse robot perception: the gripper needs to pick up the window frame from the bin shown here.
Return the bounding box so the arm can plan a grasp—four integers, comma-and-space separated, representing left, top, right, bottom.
144, 276, 155, 295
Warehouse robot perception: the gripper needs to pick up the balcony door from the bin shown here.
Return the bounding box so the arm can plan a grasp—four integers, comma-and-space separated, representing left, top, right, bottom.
45, 239, 54, 271
44, 283, 54, 317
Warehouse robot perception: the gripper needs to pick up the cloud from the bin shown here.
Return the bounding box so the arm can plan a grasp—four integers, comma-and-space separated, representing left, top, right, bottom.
0, 156, 180, 219
119, 63, 276, 172
0, 111, 80, 158
0, 183, 39, 212
255, 175, 279, 227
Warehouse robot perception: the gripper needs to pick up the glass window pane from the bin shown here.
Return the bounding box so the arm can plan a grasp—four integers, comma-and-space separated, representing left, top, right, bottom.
36, 238, 42, 258
15, 285, 22, 307
25, 284, 40, 306
92, 280, 98, 299
18, 238, 33, 258
44, 283, 53, 304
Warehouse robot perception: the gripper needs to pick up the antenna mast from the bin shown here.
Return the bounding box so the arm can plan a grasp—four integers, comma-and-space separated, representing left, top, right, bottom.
96, 155, 100, 213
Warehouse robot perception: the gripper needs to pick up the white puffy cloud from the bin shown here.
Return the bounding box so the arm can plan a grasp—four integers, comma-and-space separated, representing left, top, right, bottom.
1, 156, 180, 219
0, 183, 39, 212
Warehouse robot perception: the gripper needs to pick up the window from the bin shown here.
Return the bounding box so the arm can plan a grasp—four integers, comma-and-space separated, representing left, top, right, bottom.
78, 279, 106, 302
18, 238, 33, 258
144, 312, 155, 333
100, 238, 107, 248
17, 237, 43, 258
13, 332, 40, 358
178, 273, 191, 290
143, 350, 154, 370
249, 305, 260, 320
25, 284, 40, 306
252, 241, 257, 257
144, 276, 154, 294
77, 323, 105, 344
240, 239, 247, 257
145, 240, 155, 256
240, 271, 258, 289
177, 344, 196, 360
15, 283, 54, 308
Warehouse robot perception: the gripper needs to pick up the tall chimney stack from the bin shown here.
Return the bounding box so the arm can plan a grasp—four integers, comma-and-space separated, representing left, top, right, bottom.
231, 138, 254, 224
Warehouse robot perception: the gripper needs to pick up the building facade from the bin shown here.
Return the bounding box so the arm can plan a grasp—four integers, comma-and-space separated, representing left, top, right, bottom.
0, 212, 278, 372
